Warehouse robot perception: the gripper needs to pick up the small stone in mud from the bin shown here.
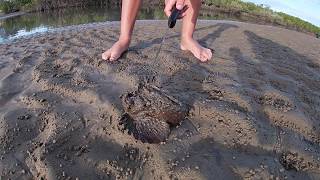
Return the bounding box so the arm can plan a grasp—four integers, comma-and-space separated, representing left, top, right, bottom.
232, 156, 236, 160
120, 84, 189, 143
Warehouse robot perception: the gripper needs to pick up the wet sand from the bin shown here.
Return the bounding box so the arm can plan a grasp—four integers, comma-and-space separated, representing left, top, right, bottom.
0, 20, 320, 179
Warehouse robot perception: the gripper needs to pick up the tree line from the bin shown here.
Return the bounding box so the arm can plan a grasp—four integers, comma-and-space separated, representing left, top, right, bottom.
0, 0, 118, 13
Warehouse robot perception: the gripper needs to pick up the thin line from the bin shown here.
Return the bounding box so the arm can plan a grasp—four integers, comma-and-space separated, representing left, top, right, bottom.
155, 28, 170, 60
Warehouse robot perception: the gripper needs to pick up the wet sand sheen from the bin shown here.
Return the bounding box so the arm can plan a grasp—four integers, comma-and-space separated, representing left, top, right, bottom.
0, 20, 320, 179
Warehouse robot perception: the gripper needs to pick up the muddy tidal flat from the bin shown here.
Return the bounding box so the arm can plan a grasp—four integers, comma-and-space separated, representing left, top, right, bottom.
1, 20, 320, 179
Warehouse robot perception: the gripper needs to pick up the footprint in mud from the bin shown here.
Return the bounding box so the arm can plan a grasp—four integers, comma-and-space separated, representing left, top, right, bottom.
98, 143, 149, 179
0, 53, 41, 106
256, 93, 294, 112
120, 84, 189, 143
1, 108, 46, 148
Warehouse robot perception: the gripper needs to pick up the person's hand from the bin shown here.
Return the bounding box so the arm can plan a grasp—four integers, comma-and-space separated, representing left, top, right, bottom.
164, 0, 187, 18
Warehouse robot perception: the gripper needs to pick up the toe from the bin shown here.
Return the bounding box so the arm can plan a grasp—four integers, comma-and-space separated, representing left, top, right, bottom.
198, 50, 208, 62
110, 52, 121, 61
206, 49, 213, 59
200, 54, 208, 62
195, 51, 203, 61
200, 48, 212, 62
102, 50, 111, 60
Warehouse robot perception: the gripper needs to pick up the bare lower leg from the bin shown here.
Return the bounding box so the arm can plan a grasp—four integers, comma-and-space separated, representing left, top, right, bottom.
102, 0, 141, 61
180, 0, 212, 62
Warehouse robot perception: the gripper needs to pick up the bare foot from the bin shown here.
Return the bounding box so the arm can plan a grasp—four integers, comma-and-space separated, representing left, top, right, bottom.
180, 37, 212, 62
102, 39, 130, 61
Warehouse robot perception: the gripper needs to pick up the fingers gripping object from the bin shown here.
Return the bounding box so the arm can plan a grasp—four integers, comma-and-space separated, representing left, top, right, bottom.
168, 7, 182, 28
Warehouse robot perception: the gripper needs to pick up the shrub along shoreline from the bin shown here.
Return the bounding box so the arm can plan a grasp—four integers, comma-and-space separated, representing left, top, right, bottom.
1, 0, 319, 36
201, 0, 320, 36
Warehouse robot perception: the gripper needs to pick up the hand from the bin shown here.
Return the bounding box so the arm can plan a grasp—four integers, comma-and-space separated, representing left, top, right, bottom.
164, 0, 187, 18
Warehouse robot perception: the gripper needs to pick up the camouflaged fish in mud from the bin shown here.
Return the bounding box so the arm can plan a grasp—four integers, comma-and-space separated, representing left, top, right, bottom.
120, 84, 189, 143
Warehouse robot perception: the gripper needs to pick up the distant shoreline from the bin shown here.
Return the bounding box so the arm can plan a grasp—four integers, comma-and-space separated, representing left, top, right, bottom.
0, 11, 26, 20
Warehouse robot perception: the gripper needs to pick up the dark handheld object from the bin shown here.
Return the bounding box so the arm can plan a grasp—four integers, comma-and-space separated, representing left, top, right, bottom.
168, 8, 182, 28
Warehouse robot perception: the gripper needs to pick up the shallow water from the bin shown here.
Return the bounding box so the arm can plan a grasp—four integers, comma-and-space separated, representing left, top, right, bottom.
0, 6, 235, 43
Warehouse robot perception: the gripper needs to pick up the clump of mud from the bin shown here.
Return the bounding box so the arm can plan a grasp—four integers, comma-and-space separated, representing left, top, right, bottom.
257, 94, 293, 112
120, 84, 189, 143
279, 152, 310, 171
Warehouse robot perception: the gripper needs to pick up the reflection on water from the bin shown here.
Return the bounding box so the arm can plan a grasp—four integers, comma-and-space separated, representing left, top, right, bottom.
0, 6, 234, 43
0, 6, 167, 43
1, 26, 50, 42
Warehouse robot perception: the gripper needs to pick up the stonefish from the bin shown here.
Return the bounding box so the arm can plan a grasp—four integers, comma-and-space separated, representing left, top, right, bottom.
120, 84, 189, 143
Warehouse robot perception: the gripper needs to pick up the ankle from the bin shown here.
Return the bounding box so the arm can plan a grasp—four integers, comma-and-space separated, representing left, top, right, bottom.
181, 35, 194, 43
118, 36, 131, 45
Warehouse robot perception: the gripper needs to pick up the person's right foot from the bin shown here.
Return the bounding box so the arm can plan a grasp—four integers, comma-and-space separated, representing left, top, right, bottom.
102, 39, 130, 61
180, 37, 212, 62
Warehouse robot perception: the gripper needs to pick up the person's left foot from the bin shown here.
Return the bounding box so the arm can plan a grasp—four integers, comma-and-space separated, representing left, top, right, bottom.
102, 38, 130, 61
180, 37, 212, 62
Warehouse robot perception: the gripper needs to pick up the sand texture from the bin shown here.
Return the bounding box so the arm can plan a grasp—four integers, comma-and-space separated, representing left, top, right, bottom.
1, 20, 320, 179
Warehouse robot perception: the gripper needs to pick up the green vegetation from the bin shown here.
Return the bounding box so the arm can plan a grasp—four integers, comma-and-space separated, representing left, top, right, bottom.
0, 0, 103, 13
203, 0, 320, 34
276, 12, 320, 34
0, 0, 35, 13
0, 0, 19, 13
1, 0, 319, 35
